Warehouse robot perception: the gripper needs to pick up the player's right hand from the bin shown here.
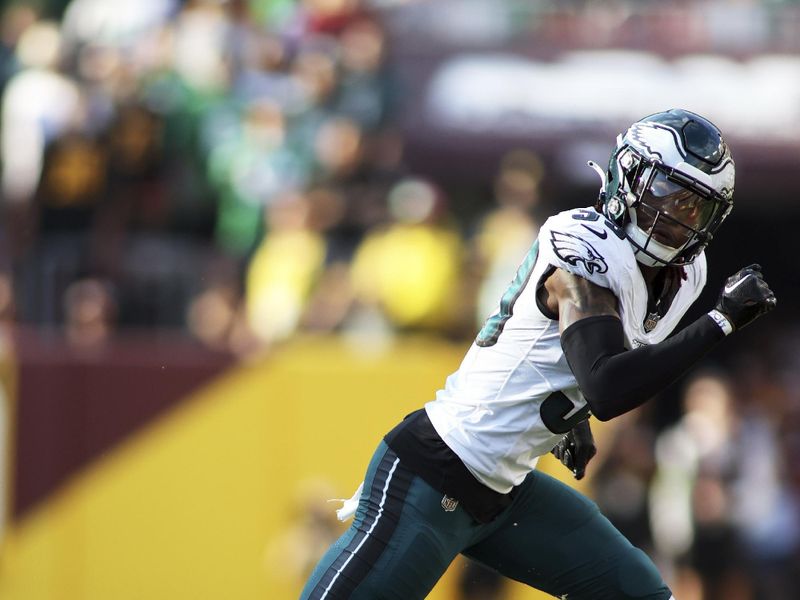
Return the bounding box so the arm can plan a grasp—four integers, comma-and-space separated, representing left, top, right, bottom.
715, 264, 776, 331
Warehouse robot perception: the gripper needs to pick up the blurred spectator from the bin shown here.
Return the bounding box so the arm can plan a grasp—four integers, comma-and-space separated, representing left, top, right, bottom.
649, 371, 798, 600
62, 277, 116, 347
187, 274, 251, 355
307, 114, 400, 265
315, 115, 364, 180
298, 185, 355, 333
36, 132, 106, 232
13, 129, 107, 326
650, 373, 744, 597
333, 17, 391, 130
1, 19, 83, 205
172, 1, 232, 95
775, 403, 800, 598
0, 3, 37, 90
105, 104, 165, 219
208, 98, 307, 256
299, 0, 364, 35
287, 36, 339, 118
245, 190, 327, 346
60, 0, 176, 49
94, 102, 168, 276
472, 149, 543, 328
349, 177, 466, 334
0, 270, 13, 324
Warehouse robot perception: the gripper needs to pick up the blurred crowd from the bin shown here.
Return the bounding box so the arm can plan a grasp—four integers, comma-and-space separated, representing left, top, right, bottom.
593, 360, 800, 600
0, 0, 549, 354
2, 1, 800, 599
0, 0, 415, 353
1, 0, 798, 351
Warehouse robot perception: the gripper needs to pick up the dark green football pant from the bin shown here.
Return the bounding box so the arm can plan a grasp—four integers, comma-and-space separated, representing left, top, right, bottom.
301, 442, 672, 600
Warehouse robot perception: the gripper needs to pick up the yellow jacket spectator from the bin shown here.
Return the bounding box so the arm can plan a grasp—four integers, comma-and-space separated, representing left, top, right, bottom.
245, 193, 326, 344
351, 179, 463, 331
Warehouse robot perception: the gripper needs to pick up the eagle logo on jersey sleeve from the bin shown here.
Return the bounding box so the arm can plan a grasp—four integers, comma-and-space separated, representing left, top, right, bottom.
550, 230, 608, 275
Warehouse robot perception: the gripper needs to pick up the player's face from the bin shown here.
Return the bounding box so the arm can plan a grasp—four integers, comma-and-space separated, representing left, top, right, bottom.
634, 172, 714, 249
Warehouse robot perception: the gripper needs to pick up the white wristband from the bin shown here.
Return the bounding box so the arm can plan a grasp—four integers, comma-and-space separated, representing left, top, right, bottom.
708, 310, 734, 336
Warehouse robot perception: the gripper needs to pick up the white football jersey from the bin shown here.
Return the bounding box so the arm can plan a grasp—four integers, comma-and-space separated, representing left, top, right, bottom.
425, 207, 707, 493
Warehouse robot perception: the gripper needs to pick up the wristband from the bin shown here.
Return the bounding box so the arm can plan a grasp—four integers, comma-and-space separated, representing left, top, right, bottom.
708, 310, 734, 336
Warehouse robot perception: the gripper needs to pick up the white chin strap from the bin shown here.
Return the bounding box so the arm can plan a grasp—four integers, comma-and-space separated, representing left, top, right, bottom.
625, 223, 681, 267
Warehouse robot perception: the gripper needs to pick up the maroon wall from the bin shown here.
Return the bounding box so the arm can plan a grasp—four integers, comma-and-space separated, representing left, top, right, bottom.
12, 329, 232, 518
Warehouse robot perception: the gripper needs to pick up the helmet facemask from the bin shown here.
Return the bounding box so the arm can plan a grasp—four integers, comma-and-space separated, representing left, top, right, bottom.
623, 160, 731, 266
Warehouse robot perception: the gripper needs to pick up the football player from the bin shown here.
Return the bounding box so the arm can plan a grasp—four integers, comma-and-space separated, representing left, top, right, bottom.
300, 109, 776, 600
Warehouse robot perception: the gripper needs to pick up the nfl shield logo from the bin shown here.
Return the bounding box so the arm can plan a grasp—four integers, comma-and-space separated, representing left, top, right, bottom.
643, 312, 660, 333
441, 495, 459, 512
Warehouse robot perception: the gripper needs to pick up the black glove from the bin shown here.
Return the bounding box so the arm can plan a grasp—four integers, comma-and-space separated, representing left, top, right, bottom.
551, 419, 597, 480
715, 264, 777, 331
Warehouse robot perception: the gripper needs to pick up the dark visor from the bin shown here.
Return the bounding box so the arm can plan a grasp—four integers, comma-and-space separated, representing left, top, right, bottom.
638, 171, 716, 232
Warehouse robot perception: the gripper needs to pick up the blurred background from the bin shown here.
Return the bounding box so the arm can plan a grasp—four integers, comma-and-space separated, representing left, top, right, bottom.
0, 0, 799, 598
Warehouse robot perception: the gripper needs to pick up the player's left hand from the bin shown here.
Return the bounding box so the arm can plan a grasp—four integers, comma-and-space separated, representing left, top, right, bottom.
551, 419, 597, 480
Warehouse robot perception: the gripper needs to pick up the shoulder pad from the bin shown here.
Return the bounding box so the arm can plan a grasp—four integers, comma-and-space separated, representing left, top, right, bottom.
540, 207, 633, 293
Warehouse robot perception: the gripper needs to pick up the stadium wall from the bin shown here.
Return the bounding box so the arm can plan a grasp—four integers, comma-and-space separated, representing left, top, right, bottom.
0, 335, 591, 599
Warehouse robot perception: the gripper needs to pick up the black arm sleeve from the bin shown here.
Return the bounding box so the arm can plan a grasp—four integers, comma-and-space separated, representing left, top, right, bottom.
560, 314, 725, 421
